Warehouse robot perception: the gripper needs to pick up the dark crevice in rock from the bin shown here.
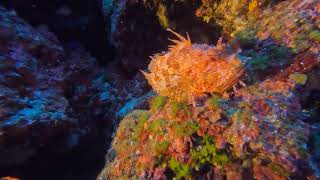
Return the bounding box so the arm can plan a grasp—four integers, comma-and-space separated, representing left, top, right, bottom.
0, 5, 112, 179
0, 133, 106, 180
107, 0, 222, 75
1, 0, 115, 65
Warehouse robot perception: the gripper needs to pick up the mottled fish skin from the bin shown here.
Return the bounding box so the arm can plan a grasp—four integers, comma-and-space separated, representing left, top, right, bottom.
143, 29, 247, 103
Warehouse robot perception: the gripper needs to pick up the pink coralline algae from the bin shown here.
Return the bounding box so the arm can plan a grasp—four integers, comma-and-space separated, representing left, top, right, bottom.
225, 80, 309, 173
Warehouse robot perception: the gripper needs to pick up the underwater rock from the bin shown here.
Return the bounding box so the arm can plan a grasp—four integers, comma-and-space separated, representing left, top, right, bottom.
227, 80, 309, 173
197, 0, 320, 55
99, 78, 314, 179
195, 0, 276, 35
1, 0, 91, 35
0, 6, 77, 166
195, 0, 320, 86
252, 164, 286, 180
116, 91, 154, 119
65, 60, 151, 131
98, 29, 319, 179
0, 6, 133, 168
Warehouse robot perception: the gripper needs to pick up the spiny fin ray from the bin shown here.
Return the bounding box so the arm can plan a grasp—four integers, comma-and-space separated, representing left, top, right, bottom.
167, 28, 191, 45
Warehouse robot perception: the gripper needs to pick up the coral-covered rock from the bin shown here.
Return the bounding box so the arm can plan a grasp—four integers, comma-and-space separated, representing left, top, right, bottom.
99, 75, 314, 179
225, 164, 244, 180
196, 0, 274, 35
0, 6, 77, 166
224, 80, 309, 173
99, 30, 318, 179
253, 164, 286, 180
196, 0, 320, 53
254, 0, 320, 54
196, 0, 320, 85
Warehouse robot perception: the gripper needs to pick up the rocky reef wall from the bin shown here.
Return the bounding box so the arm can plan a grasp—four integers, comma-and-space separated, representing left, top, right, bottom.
0, 5, 150, 180
0, 0, 319, 180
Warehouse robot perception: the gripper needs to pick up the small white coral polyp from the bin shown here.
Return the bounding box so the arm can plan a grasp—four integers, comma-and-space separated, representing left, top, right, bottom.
143, 29, 246, 102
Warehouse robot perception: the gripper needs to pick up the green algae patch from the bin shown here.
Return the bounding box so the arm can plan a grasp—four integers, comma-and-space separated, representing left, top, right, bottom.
289, 73, 308, 85
168, 158, 191, 180
170, 120, 199, 137
148, 118, 167, 134
151, 140, 170, 155
156, 3, 170, 28
113, 110, 151, 153
309, 30, 320, 42
191, 136, 229, 169
150, 96, 168, 112
170, 101, 190, 117
207, 95, 221, 110
132, 111, 151, 142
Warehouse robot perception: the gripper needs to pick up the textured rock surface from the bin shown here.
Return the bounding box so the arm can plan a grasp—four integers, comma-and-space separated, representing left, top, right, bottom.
0, 6, 150, 170
0, 6, 75, 166
98, 78, 315, 179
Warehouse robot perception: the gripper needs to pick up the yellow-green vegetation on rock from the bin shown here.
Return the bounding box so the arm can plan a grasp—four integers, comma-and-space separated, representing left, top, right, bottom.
191, 136, 229, 169
168, 158, 191, 179
151, 140, 170, 155
150, 95, 168, 112
147, 118, 167, 134
132, 111, 151, 141
196, 0, 273, 36
99, 100, 197, 179
289, 73, 308, 85
156, 3, 170, 28
241, 45, 290, 74
169, 101, 190, 117
101, 110, 151, 179
309, 30, 320, 43
197, 0, 320, 56
195, 0, 320, 87
170, 119, 199, 137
